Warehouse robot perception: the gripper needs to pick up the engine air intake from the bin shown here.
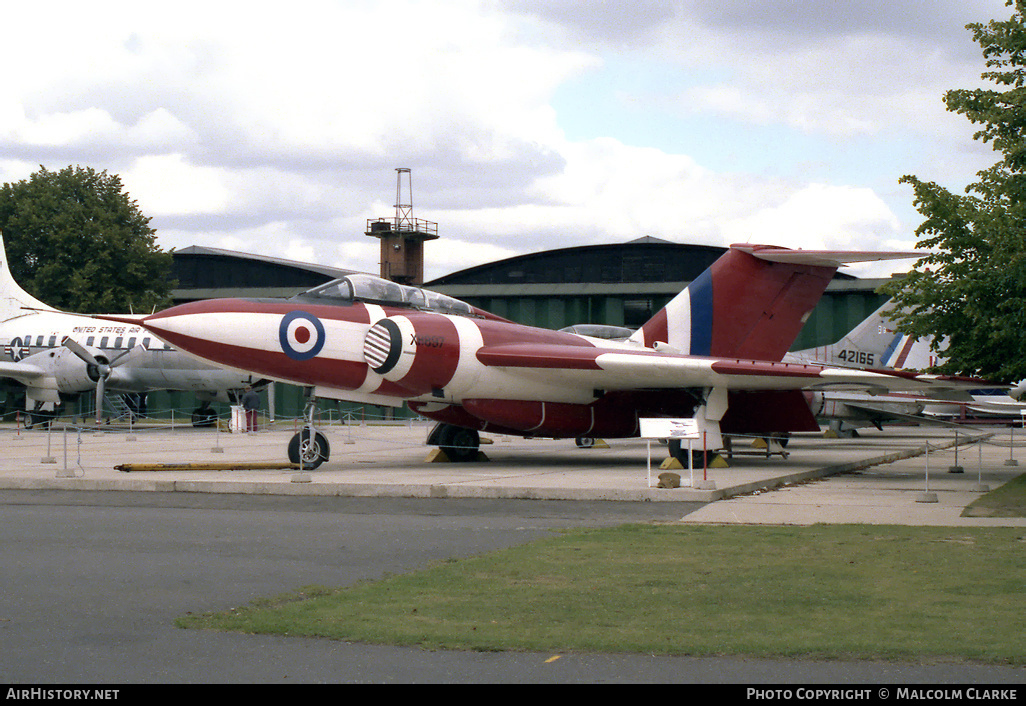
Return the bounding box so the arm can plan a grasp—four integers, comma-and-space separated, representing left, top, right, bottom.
363, 319, 402, 374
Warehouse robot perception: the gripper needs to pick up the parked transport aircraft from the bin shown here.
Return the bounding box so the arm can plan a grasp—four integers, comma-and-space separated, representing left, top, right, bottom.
0, 231, 264, 425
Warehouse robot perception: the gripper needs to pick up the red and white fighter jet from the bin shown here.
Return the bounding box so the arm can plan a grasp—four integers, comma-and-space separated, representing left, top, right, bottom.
103, 244, 987, 468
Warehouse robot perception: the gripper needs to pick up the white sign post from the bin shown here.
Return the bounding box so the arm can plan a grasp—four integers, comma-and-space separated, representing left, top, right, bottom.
640, 418, 700, 488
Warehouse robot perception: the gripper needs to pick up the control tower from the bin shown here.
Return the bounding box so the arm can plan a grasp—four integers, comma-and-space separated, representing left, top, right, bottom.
365, 168, 438, 285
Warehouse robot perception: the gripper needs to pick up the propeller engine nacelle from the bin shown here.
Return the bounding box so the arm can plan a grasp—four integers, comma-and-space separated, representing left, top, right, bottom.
20, 347, 116, 394
1011, 380, 1026, 401
362, 314, 463, 397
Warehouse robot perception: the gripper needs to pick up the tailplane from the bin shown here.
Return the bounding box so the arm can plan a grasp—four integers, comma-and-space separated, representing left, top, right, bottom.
0, 229, 57, 319
629, 244, 924, 362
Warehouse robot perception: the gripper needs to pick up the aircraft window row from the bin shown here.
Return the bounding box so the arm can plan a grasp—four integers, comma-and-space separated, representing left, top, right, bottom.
304, 274, 476, 316
18, 335, 171, 351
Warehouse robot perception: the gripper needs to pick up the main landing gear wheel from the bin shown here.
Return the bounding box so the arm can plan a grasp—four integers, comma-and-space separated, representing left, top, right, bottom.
288, 428, 330, 470
437, 424, 480, 462
191, 404, 217, 427
668, 439, 709, 469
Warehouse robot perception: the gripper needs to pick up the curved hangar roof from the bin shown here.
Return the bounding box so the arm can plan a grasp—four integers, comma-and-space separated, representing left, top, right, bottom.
171, 245, 359, 302
426, 236, 854, 291
171, 237, 859, 304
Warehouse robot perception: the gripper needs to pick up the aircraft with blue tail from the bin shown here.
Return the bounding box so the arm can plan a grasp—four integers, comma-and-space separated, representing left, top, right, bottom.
788, 301, 1024, 431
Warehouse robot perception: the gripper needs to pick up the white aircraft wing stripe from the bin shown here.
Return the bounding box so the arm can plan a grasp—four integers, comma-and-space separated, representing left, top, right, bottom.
586, 353, 983, 394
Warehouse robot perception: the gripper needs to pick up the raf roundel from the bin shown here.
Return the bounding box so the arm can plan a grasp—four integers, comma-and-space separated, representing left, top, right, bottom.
278, 311, 326, 361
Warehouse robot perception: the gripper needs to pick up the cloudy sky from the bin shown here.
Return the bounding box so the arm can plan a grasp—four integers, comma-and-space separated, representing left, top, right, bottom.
0, 0, 1013, 281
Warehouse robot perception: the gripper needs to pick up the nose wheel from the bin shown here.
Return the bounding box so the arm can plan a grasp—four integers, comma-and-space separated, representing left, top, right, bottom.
288, 427, 330, 470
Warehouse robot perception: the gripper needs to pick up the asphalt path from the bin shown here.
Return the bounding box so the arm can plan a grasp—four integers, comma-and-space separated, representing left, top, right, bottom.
1, 489, 1023, 685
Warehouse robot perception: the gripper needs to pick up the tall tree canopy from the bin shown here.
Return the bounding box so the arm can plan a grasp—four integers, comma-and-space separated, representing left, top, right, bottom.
0, 165, 173, 314
883, 0, 1026, 383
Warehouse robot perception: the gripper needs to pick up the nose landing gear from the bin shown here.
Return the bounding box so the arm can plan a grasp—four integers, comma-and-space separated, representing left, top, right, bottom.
287, 390, 331, 470
288, 427, 330, 469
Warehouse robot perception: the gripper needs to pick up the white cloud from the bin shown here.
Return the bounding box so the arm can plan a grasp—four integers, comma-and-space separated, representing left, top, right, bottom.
722, 183, 903, 249
124, 154, 232, 216
6, 108, 117, 147
0, 0, 1012, 288
422, 238, 521, 280
1, 107, 197, 155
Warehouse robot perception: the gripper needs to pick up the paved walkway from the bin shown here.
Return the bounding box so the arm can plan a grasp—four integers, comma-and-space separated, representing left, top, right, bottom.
2, 420, 1024, 526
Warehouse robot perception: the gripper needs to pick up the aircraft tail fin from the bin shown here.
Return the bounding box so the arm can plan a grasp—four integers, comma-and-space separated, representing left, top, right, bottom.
0, 229, 57, 319
628, 244, 924, 362
788, 300, 942, 370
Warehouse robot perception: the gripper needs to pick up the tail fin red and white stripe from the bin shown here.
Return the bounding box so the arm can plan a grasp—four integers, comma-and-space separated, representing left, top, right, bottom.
629, 244, 924, 362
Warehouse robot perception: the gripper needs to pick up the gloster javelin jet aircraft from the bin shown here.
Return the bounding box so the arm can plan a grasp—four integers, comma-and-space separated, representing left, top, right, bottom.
100, 243, 992, 468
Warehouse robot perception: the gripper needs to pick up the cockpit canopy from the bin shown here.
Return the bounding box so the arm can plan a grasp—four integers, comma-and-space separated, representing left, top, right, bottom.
300, 274, 476, 316
559, 324, 636, 341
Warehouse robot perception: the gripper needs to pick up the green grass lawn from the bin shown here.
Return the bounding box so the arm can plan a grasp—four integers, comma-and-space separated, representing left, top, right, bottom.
963, 472, 1026, 517
178, 523, 1026, 663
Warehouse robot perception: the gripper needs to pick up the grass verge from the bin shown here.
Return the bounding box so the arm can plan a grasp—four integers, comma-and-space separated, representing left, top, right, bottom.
178, 524, 1026, 663
963, 472, 1026, 517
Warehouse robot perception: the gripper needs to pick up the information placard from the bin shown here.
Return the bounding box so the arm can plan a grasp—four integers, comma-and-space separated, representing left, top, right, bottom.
639, 417, 700, 440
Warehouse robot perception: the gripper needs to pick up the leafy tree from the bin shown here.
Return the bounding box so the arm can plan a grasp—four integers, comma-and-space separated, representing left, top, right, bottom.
0, 165, 174, 313
883, 0, 1026, 383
